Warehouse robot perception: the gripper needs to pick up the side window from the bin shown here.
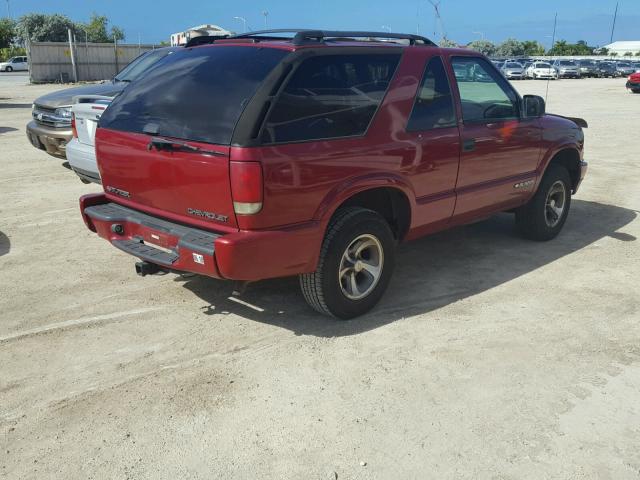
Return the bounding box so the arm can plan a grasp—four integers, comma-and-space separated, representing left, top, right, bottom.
407, 56, 456, 131
262, 53, 401, 143
451, 56, 519, 123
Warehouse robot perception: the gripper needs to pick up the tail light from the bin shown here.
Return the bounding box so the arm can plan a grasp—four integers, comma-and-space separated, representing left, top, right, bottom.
71, 113, 78, 138
230, 161, 263, 215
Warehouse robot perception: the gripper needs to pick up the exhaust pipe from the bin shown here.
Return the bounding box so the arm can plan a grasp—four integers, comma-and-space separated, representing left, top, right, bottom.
135, 261, 161, 277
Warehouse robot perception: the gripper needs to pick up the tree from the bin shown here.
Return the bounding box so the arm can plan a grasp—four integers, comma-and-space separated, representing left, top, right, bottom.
15, 13, 79, 43
0, 17, 16, 48
496, 38, 524, 57
78, 13, 125, 43
467, 39, 496, 56
521, 40, 545, 56
439, 38, 458, 48
548, 40, 569, 55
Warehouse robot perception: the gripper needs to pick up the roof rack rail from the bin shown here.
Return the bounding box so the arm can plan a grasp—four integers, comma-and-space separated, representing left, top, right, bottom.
184, 35, 229, 48
228, 29, 437, 46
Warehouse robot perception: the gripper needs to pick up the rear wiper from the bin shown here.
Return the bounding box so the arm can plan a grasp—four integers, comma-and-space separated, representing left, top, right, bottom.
147, 137, 225, 156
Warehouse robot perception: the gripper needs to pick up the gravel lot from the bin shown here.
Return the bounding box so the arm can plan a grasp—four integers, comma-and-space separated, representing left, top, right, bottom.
1, 75, 639, 479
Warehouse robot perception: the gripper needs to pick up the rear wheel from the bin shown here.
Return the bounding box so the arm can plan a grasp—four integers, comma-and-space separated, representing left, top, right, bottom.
299, 207, 395, 319
515, 164, 572, 241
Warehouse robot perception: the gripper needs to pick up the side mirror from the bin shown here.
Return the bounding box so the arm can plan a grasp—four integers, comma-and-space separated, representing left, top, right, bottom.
522, 94, 545, 118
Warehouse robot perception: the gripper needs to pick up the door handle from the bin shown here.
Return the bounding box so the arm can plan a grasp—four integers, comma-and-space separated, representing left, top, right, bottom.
462, 138, 476, 152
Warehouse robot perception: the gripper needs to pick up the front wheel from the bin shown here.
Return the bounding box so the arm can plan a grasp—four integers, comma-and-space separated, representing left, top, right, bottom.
515, 164, 572, 241
299, 207, 396, 319
5, 66, 12, 72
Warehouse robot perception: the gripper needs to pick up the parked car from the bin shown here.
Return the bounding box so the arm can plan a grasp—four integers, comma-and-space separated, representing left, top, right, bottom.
67, 96, 112, 183
500, 61, 524, 80
26, 47, 179, 159
525, 62, 558, 80
0, 55, 28, 72
596, 62, 618, 78
80, 29, 588, 319
615, 62, 636, 77
577, 59, 599, 77
626, 72, 640, 93
551, 60, 581, 78
631, 62, 640, 73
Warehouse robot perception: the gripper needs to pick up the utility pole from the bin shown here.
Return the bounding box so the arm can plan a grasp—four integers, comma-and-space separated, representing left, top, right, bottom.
5, 0, 10, 18
609, 2, 618, 44
262, 10, 269, 29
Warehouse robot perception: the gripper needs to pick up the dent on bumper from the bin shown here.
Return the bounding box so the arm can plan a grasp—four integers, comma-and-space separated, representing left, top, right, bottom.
26, 121, 72, 158
80, 195, 324, 281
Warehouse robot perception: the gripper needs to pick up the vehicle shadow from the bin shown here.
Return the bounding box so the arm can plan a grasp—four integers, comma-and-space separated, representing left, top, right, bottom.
180, 200, 636, 337
0, 231, 10, 257
0, 127, 18, 134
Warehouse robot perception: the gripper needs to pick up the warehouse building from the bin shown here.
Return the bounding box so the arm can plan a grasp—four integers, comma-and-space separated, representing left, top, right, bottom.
600, 40, 640, 56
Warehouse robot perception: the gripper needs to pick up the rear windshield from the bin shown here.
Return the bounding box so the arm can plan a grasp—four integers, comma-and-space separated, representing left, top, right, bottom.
100, 46, 288, 145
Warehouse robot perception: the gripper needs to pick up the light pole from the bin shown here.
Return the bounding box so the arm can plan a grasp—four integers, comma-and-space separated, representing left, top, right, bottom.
262, 10, 269, 29
6, 0, 10, 18
233, 16, 247, 33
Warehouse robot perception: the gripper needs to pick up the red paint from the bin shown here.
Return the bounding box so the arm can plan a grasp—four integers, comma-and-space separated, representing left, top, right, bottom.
82, 41, 586, 281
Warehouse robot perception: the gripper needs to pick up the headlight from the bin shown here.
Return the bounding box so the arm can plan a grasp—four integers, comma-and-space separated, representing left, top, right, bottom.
54, 107, 72, 119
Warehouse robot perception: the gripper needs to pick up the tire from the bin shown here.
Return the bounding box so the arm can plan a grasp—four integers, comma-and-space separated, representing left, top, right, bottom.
299, 207, 396, 319
5, 66, 12, 72
515, 164, 572, 241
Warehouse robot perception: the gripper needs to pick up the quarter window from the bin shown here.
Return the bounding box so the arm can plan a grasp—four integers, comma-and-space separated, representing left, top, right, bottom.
407, 56, 456, 131
262, 54, 401, 143
451, 56, 519, 123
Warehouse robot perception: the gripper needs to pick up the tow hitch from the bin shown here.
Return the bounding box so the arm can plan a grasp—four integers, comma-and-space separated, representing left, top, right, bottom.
135, 261, 162, 277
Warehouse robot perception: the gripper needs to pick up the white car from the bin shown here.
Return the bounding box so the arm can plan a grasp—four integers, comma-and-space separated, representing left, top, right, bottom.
526, 62, 558, 80
0, 56, 29, 72
67, 95, 112, 184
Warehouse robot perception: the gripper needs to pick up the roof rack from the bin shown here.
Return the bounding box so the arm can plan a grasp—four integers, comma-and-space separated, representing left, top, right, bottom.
228, 29, 437, 46
184, 35, 229, 48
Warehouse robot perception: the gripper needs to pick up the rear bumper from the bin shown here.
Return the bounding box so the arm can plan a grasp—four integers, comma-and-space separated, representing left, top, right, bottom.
80, 195, 323, 281
627, 81, 640, 90
67, 138, 101, 184
26, 120, 72, 158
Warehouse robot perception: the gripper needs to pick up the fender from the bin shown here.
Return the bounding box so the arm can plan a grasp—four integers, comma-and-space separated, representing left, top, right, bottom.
313, 172, 416, 228
532, 141, 583, 194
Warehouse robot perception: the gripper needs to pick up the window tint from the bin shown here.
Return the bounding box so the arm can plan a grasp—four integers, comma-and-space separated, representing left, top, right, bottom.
407, 56, 456, 131
114, 48, 177, 82
451, 56, 518, 123
99, 46, 288, 145
262, 53, 401, 143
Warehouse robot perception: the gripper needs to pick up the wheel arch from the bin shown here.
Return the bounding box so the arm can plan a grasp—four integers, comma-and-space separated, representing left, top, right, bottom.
540, 145, 583, 193
315, 175, 415, 242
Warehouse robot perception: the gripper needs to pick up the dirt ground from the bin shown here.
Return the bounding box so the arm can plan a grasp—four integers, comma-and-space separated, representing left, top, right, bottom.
1, 75, 639, 480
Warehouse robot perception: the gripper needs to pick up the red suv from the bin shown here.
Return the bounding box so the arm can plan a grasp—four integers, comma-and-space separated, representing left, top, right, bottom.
80, 30, 588, 319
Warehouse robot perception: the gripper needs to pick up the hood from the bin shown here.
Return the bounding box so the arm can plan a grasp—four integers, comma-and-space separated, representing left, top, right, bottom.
33, 81, 126, 109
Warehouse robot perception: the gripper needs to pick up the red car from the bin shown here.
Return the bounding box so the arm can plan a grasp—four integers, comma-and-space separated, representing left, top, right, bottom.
627, 72, 640, 93
80, 30, 588, 319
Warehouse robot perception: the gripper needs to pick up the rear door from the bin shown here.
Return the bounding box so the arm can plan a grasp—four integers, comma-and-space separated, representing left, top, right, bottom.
96, 45, 289, 230
447, 55, 541, 218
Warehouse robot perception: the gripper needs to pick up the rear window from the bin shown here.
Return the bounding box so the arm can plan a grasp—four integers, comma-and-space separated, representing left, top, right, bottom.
99, 46, 288, 145
261, 53, 401, 144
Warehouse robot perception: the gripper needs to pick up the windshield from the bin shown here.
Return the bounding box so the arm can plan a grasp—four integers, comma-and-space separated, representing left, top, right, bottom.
114, 48, 177, 82
535, 63, 551, 68
100, 46, 288, 145
559, 61, 576, 66
506, 62, 521, 68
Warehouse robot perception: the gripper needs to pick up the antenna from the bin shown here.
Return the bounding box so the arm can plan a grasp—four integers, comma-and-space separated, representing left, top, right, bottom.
610, 2, 618, 44
545, 12, 557, 105
427, 0, 446, 41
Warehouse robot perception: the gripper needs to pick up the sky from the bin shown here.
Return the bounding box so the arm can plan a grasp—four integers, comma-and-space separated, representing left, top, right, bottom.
8, 0, 640, 48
